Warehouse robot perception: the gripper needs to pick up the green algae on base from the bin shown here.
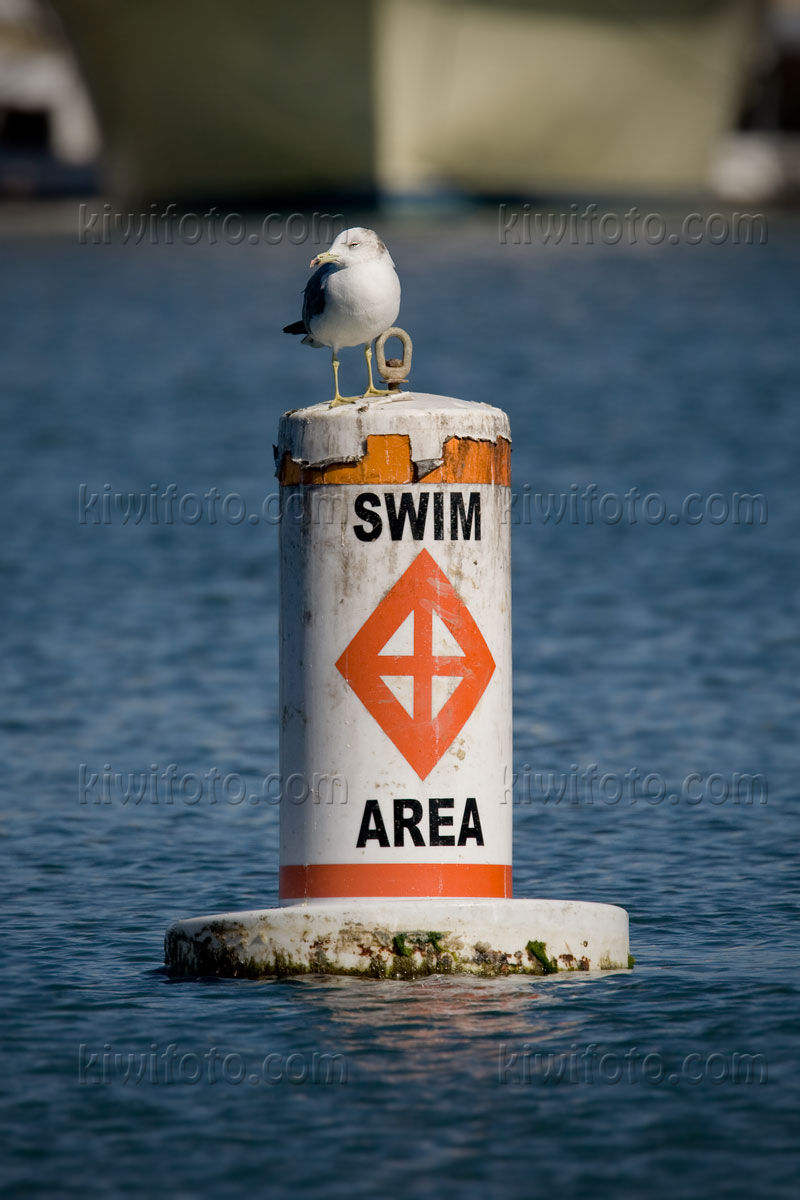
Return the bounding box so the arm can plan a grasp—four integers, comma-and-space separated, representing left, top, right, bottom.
164, 920, 628, 980
525, 940, 559, 975
598, 953, 629, 970
392, 933, 412, 958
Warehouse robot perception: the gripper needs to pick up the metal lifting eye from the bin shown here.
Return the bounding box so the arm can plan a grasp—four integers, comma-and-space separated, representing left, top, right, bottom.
375, 326, 413, 390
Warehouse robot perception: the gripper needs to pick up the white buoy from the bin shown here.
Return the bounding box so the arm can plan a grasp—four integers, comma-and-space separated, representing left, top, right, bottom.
278, 392, 512, 903
165, 391, 631, 978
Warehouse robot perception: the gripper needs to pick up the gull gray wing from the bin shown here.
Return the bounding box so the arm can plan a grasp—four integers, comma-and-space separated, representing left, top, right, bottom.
302, 263, 335, 327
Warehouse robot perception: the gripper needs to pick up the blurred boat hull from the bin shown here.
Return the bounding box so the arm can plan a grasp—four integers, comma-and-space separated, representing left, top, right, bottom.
51, 0, 760, 200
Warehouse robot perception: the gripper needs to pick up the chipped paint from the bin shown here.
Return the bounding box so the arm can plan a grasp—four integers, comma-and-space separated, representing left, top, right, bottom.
276, 391, 511, 481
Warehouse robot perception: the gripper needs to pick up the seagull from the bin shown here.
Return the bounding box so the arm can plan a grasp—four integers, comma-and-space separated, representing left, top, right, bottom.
283, 227, 401, 406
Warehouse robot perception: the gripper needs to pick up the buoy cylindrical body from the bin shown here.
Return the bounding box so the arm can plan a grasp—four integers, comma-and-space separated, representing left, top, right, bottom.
276, 394, 511, 903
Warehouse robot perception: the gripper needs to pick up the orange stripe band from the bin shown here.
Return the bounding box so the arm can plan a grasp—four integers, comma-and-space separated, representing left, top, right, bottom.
280, 863, 512, 900
278, 433, 511, 487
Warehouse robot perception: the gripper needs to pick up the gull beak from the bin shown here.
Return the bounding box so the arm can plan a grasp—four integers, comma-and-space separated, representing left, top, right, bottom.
310, 249, 339, 269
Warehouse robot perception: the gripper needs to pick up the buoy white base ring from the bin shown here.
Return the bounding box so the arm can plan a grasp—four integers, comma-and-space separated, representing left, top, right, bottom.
164, 898, 631, 979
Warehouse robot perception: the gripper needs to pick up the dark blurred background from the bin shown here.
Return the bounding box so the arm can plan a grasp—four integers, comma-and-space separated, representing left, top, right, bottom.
2, 0, 800, 206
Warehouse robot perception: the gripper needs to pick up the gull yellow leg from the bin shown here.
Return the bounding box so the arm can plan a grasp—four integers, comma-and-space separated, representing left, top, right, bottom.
362, 344, 390, 398
328, 352, 360, 407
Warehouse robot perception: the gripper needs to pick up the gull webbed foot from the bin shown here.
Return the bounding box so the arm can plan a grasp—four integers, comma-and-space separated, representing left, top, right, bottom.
327, 352, 362, 407
362, 344, 390, 398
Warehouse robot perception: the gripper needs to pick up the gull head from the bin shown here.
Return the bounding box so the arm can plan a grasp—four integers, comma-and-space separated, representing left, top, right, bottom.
309, 227, 392, 270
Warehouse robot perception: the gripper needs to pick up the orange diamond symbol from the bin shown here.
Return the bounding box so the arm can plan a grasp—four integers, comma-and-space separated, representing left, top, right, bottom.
335, 549, 496, 779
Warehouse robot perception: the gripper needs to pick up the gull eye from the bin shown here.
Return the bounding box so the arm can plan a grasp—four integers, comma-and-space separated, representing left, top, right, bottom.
348, 241, 360, 248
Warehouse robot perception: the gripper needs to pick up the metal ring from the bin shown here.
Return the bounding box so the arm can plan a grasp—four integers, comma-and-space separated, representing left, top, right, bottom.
375, 327, 413, 382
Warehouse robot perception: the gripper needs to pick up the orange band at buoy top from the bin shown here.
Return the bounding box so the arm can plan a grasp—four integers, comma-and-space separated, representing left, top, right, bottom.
278, 432, 511, 487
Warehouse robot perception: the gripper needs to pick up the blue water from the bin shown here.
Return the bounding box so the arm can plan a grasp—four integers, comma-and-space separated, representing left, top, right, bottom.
1, 206, 798, 1198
